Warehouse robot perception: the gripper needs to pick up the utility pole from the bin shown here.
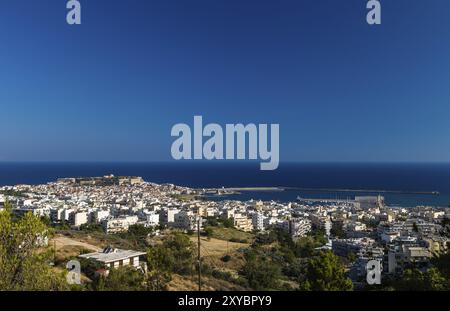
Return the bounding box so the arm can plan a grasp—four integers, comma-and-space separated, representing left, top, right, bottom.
197, 216, 202, 291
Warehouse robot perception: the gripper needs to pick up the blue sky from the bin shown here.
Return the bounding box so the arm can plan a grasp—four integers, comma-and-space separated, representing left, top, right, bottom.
0, 0, 449, 162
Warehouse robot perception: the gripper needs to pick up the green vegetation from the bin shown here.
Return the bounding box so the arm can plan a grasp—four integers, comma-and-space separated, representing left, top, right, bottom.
330, 222, 346, 238
347, 251, 357, 263
170, 194, 198, 202
0, 189, 26, 197
299, 250, 353, 291
2, 202, 352, 291
440, 218, 450, 237
392, 268, 450, 291
387, 247, 450, 291
222, 217, 234, 228
94, 266, 146, 291
13, 198, 450, 292
204, 217, 219, 227
147, 232, 195, 275
115, 224, 154, 250
52, 220, 71, 230
242, 249, 282, 290
204, 216, 234, 229
79, 223, 103, 233
241, 228, 350, 291
203, 227, 214, 239
207, 227, 254, 243
86, 232, 195, 291
0, 200, 68, 290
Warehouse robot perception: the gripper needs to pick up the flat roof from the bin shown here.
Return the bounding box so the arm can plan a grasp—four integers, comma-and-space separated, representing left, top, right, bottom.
79, 249, 146, 263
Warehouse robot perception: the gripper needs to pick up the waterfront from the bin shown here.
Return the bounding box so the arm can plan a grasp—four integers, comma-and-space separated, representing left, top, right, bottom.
1, 162, 450, 207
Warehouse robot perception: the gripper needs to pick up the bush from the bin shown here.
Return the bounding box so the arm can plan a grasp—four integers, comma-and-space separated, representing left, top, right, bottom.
94, 266, 146, 291
242, 250, 281, 290
203, 227, 214, 238
147, 233, 195, 275
212, 269, 234, 282
221, 255, 231, 262
222, 218, 234, 228
205, 217, 219, 227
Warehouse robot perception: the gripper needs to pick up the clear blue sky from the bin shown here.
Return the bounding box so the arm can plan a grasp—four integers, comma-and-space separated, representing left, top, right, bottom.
1, 0, 449, 162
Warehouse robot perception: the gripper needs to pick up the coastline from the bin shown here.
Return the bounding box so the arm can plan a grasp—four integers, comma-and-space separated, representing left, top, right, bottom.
203, 186, 439, 196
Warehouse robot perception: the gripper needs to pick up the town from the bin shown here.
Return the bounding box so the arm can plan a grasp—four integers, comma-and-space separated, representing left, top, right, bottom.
1, 174, 449, 290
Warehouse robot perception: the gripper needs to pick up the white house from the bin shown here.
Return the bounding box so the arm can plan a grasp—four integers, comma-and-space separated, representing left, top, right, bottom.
79, 246, 146, 272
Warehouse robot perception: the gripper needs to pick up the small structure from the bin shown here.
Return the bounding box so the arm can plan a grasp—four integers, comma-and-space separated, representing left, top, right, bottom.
79, 246, 146, 272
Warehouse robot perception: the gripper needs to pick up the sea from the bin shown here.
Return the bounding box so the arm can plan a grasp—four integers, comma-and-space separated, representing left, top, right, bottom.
1, 162, 450, 208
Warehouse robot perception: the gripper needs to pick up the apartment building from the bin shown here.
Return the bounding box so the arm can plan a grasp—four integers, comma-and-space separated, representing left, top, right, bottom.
233, 213, 253, 232
252, 212, 265, 231
281, 218, 312, 239
174, 211, 200, 231
159, 208, 180, 226
102, 215, 138, 234
71, 211, 88, 227
145, 212, 160, 227
387, 244, 431, 274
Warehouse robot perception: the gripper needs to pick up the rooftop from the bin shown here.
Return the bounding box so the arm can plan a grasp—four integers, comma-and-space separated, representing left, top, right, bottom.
79, 247, 146, 263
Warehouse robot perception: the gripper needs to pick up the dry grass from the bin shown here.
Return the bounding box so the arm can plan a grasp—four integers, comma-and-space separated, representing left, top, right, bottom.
190, 236, 248, 275
56, 230, 136, 250
167, 274, 247, 291
191, 237, 247, 257
209, 227, 254, 243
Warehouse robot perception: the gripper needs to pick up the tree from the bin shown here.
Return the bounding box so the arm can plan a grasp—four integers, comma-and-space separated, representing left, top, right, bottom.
330, 222, 346, 239
222, 218, 234, 228
347, 252, 357, 263
432, 250, 450, 278
294, 237, 319, 258
205, 217, 218, 227
0, 200, 68, 290
145, 270, 172, 291
203, 227, 214, 239
147, 233, 195, 275
393, 268, 450, 291
299, 250, 353, 291
439, 218, 450, 238
96, 266, 146, 291
242, 249, 281, 290
118, 224, 153, 249
412, 222, 419, 233
307, 227, 328, 245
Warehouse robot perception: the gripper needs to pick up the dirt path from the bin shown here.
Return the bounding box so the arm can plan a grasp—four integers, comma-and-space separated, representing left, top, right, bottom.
52, 235, 101, 252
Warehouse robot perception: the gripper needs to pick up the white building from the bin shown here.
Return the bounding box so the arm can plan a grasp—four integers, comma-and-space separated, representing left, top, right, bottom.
93, 210, 110, 223
62, 208, 74, 221
281, 218, 312, 239
160, 208, 179, 226
50, 208, 64, 222
72, 212, 88, 227
174, 211, 200, 231
79, 246, 146, 272
146, 212, 160, 227
102, 216, 138, 234
252, 212, 265, 231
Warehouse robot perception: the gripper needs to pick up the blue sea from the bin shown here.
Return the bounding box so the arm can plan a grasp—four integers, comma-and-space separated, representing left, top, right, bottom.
1, 162, 450, 208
